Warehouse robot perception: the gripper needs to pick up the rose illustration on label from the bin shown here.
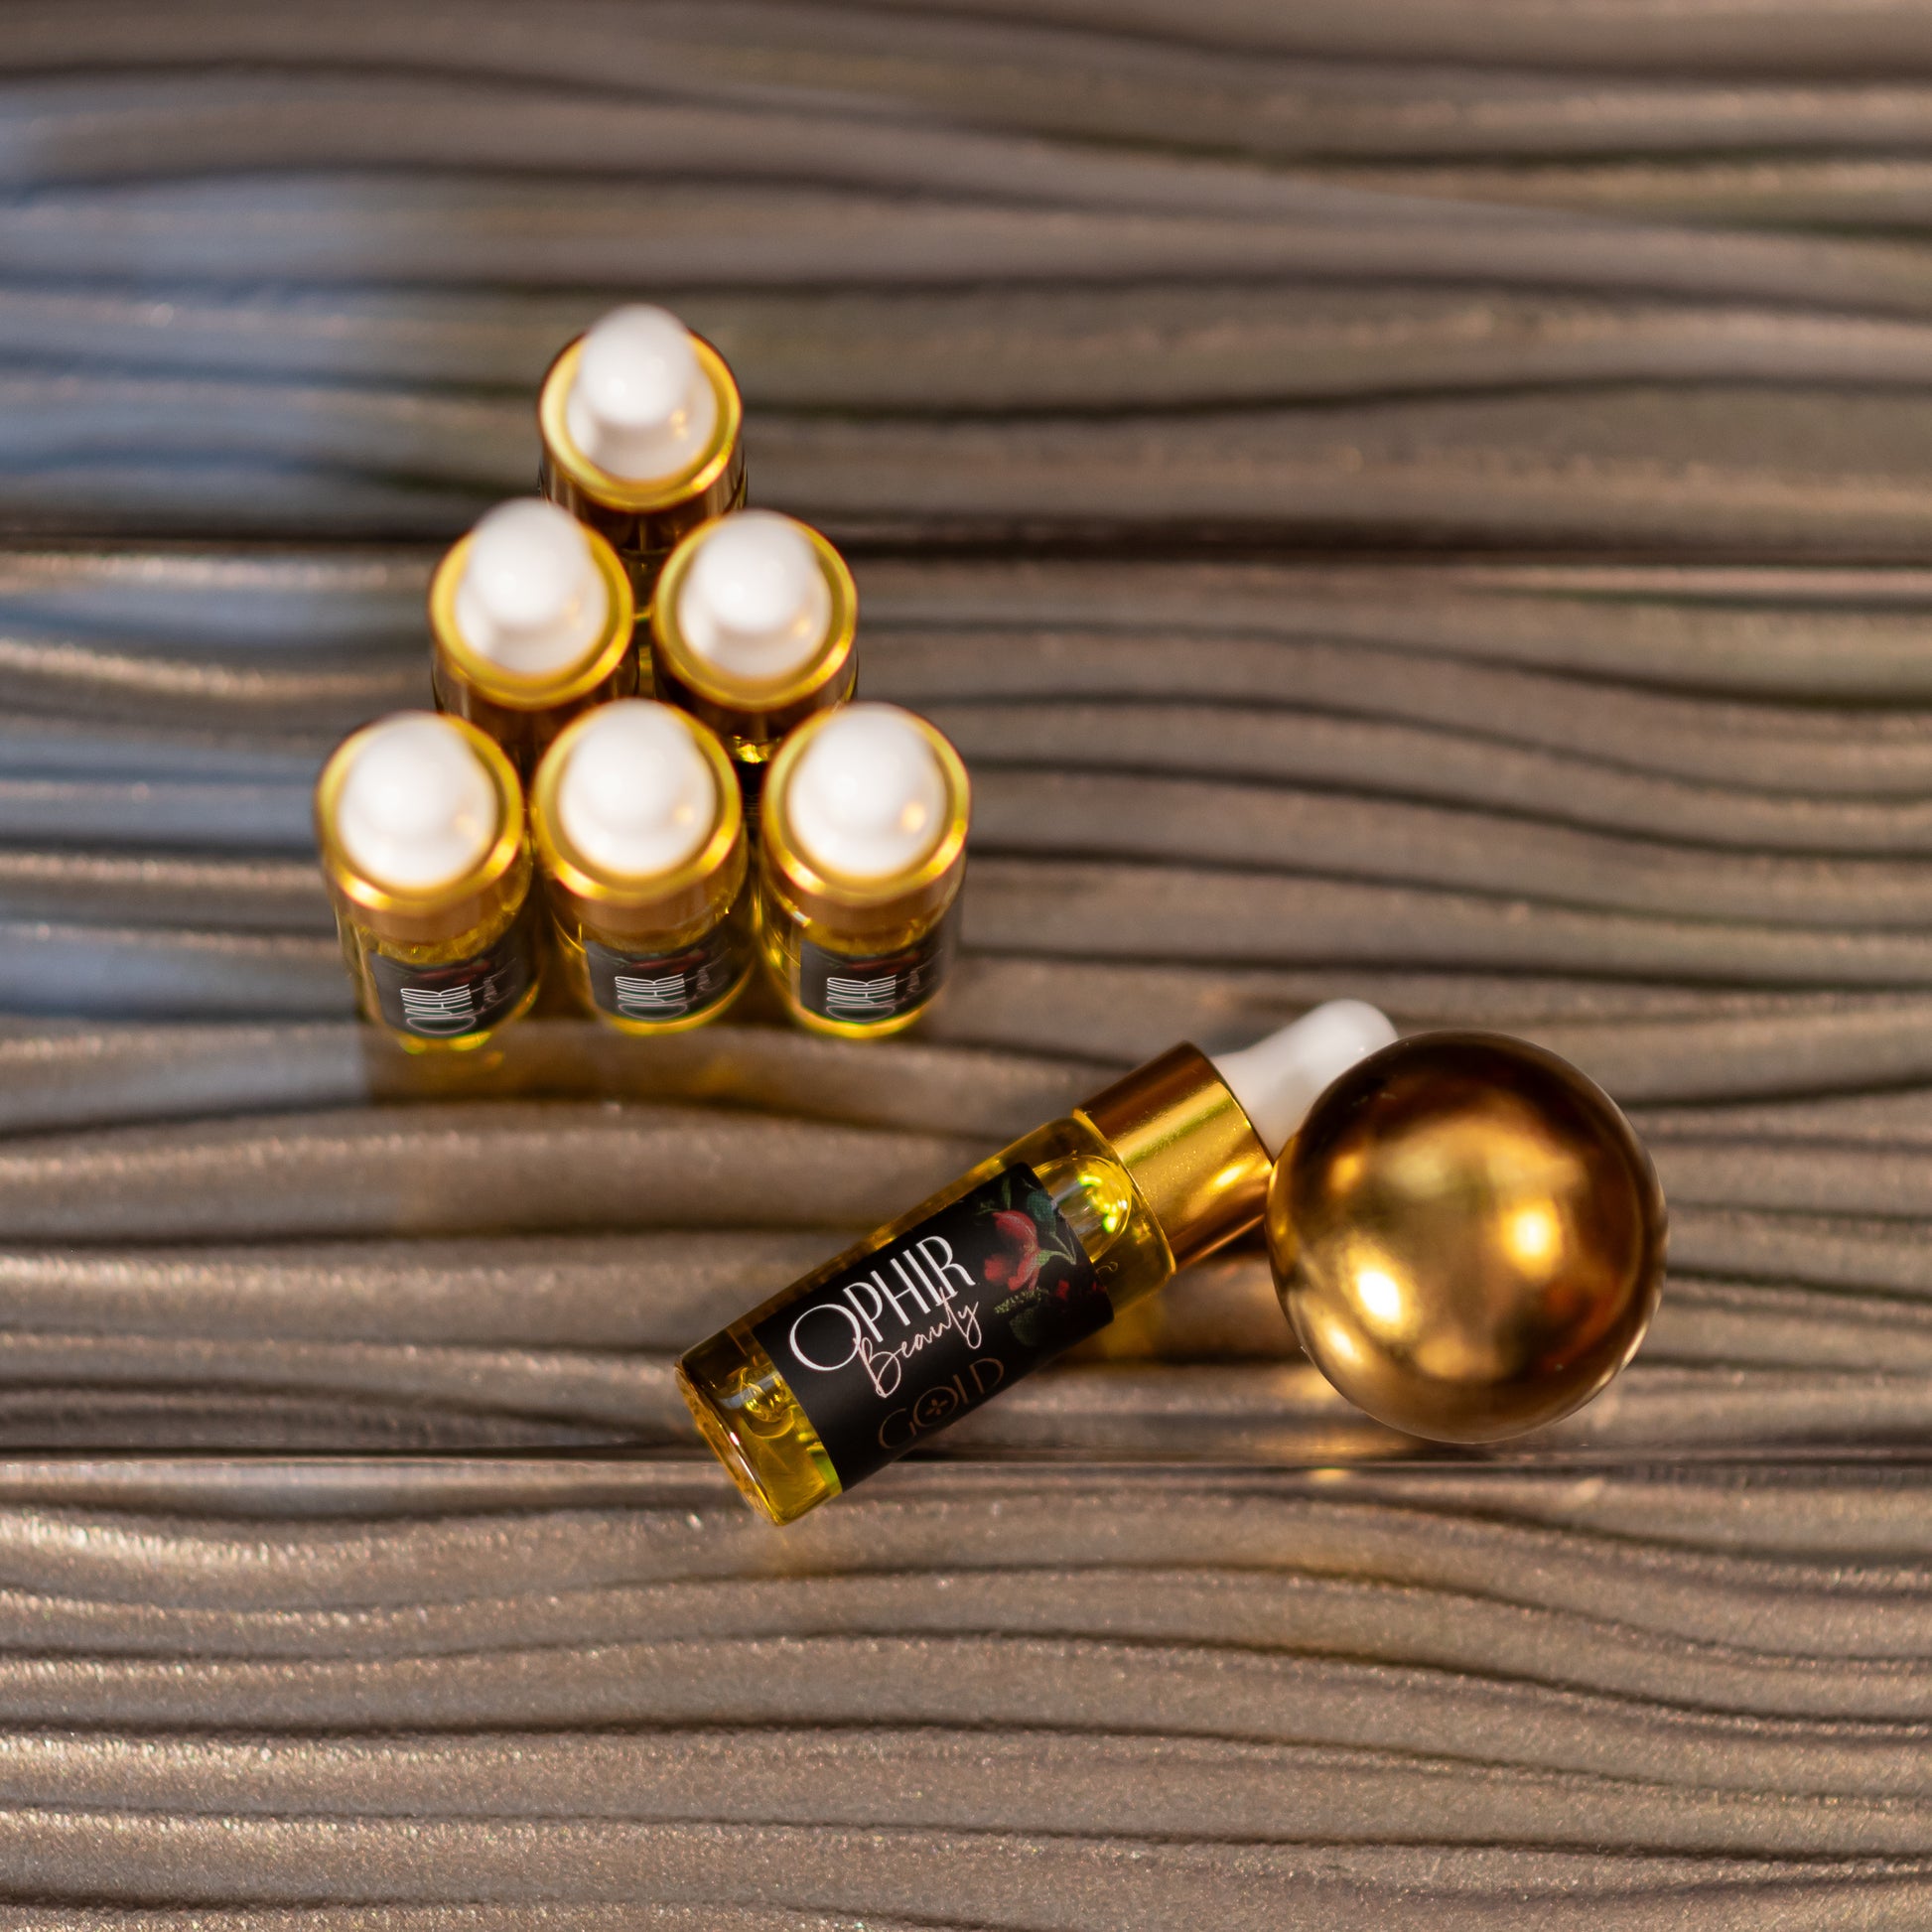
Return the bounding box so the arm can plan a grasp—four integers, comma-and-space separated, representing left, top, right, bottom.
981, 1177, 1107, 1351
749, 1163, 1112, 1488
984, 1209, 1041, 1292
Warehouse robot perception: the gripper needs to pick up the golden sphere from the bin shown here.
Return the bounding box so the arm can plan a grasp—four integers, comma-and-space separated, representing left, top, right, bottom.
1267, 1032, 1665, 1444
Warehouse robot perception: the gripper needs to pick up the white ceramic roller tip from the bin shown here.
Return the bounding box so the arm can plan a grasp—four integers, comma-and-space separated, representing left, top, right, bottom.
454, 499, 609, 677
677, 510, 832, 683
337, 715, 498, 893
566, 305, 719, 483
558, 701, 717, 880
1212, 999, 1399, 1159
787, 704, 947, 882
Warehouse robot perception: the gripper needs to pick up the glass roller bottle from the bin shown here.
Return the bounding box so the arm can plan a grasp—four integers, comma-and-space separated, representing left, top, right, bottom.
650, 508, 858, 816
757, 703, 970, 1037
316, 712, 541, 1052
678, 1000, 1398, 1523
530, 699, 752, 1033
429, 498, 636, 778
537, 304, 747, 624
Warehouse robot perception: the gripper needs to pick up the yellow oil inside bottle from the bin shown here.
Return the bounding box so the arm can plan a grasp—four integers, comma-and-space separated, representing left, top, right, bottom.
676, 1114, 1173, 1524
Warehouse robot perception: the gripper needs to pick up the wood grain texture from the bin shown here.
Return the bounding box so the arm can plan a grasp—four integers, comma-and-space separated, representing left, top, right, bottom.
3, 1, 1932, 1920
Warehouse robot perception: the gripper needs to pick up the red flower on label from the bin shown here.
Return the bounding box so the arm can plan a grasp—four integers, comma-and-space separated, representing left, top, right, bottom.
983, 1208, 1042, 1293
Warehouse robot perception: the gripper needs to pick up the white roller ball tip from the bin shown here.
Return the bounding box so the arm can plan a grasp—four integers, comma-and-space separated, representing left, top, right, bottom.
566, 305, 718, 483
337, 716, 498, 893
558, 701, 718, 880
678, 511, 832, 683
454, 499, 609, 676
787, 704, 947, 882
1212, 999, 1399, 1159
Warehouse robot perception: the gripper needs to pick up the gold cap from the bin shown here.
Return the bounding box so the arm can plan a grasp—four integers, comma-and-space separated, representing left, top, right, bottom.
536, 331, 746, 582
428, 518, 635, 713
530, 705, 747, 944
651, 517, 859, 753
1079, 1045, 1273, 1273
759, 707, 970, 940
315, 713, 529, 949
1268, 1031, 1666, 1444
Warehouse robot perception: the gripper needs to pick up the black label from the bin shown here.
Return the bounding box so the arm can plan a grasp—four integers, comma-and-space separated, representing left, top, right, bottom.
584, 923, 745, 1025
753, 1163, 1112, 1488
798, 915, 954, 1027
366, 907, 537, 1040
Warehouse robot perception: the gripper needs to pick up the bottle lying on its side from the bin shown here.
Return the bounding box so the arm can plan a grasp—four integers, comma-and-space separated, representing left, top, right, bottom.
678, 1001, 1399, 1524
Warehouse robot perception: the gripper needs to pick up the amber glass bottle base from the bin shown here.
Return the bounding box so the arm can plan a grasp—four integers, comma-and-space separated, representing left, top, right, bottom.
585, 975, 753, 1035
361, 976, 543, 1054
676, 1365, 779, 1521
770, 992, 934, 1040
550, 933, 754, 1036
675, 1328, 841, 1527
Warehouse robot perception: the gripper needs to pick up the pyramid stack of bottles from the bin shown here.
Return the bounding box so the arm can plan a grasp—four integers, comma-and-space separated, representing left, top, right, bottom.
317, 305, 967, 1050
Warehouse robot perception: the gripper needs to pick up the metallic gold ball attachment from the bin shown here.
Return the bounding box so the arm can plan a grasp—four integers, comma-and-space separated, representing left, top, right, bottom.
1267, 1032, 1665, 1444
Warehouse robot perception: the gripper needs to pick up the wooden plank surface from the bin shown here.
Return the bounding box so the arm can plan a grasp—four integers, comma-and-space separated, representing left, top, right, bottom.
3, 4, 1932, 1920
